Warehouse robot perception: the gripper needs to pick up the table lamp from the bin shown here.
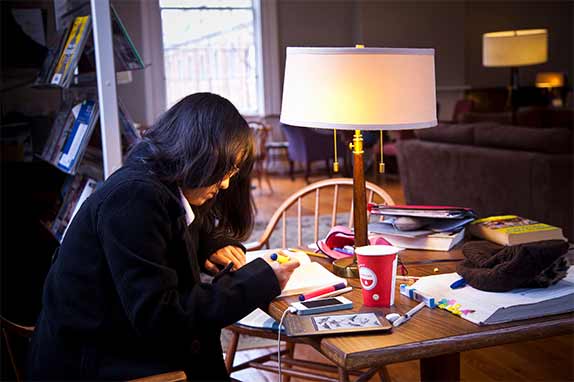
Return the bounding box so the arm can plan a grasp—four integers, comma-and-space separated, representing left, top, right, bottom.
280, 47, 436, 277
536, 72, 565, 107
483, 29, 548, 122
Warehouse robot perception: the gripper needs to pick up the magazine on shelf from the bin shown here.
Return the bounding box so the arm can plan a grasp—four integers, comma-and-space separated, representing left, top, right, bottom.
50, 15, 91, 87
51, 175, 98, 241
36, 5, 143, 88
56, 99, 99, 174
410, 269, 574, 325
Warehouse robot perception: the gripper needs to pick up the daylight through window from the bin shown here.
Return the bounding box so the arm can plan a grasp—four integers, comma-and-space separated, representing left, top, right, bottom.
160, 0, 260, 114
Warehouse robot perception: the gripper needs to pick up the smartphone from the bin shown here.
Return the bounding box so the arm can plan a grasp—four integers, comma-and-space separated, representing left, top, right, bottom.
290, 296, 353, 316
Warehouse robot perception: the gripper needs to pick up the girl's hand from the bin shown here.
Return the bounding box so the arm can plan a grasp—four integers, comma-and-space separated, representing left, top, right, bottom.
204, 245, 246, 274
262, 255, 300, 290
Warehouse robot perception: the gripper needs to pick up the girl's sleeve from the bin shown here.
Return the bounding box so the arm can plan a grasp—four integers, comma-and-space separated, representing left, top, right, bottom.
97, 181, 280, 345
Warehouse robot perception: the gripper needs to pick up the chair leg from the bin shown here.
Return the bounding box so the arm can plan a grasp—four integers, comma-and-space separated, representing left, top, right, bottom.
305, 162, 311, 184
378, 365, 392, 382
225, 330, 240, 372
338, 366, 350, 382
282, 342, 296, 382
289, 161, 295, 181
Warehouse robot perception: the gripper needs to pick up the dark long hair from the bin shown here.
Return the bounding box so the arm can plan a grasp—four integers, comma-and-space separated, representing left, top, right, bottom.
140, 93, 255, 241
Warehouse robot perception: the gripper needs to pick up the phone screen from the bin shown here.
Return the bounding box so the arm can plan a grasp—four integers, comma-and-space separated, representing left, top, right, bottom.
301, 298, 343, 309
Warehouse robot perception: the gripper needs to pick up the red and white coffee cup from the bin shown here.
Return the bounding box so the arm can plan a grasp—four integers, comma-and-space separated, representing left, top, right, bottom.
355, 245, 401, 307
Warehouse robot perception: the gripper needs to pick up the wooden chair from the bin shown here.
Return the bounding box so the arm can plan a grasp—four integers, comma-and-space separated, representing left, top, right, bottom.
0, 315, 187, 382
227, 178, 395, 381
249, 121, 274, 194
1, 315, 34, 382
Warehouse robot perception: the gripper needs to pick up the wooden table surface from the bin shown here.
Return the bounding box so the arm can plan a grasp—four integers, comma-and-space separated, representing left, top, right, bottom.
268, 247, 574, 373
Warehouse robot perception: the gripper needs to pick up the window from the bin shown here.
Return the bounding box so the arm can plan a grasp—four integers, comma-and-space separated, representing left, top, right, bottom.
160, 0, 260, 114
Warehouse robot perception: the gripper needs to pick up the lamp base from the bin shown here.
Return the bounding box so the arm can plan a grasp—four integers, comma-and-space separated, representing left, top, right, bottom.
332, 257, 359, 278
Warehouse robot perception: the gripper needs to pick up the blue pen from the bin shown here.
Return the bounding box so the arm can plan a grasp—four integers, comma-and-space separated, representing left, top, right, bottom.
450, 277, 467, 289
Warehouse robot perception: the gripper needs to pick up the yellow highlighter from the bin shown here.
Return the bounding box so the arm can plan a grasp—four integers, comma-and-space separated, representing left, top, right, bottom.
270, 251, 290, 264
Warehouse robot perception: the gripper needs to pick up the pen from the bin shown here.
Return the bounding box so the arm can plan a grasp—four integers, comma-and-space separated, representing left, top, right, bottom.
298, 282, 347, 301
213, 261, 234, 282
450, 277, 467, 289
393, 301, 426, 327
305, 286, 353, 301
287, 248, 328, 259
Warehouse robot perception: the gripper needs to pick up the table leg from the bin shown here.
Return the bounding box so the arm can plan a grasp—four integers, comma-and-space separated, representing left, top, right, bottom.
420, 352, 460, 382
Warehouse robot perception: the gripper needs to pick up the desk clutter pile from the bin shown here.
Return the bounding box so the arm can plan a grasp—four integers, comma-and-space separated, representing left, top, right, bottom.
367, 205, 476, 251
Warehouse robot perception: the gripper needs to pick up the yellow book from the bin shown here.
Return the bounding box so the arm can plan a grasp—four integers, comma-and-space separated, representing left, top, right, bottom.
468, 215, 565, 245
51, 15, 90, 86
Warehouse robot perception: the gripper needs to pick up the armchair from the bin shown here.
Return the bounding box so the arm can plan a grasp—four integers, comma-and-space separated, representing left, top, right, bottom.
281, 124, 346, 183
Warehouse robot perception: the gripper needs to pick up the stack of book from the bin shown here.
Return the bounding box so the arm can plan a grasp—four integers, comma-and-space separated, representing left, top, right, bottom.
368, 205, 476, 251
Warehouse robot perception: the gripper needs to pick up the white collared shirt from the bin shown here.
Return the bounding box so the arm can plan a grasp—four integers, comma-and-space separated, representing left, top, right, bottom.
179, 188, 195, 226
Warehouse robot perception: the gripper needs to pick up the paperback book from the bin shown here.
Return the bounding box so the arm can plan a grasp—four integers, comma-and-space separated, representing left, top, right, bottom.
468, 215, 566, 246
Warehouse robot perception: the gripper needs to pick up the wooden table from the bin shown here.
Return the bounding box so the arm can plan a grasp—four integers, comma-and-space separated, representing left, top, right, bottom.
268, 247, 574, 381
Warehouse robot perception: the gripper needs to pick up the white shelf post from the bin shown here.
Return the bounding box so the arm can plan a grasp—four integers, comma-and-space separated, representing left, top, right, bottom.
90, 0, 122, 179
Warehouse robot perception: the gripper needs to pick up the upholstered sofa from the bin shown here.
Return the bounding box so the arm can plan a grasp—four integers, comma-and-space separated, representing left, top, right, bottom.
396, 107, 574, 240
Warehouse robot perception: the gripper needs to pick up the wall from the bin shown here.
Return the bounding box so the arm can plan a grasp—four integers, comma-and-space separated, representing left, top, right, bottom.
275, 0, 573, 119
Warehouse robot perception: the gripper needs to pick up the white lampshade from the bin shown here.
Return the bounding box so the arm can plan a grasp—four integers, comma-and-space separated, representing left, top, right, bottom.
280, 47, 437, 130
483, 29, 548, 67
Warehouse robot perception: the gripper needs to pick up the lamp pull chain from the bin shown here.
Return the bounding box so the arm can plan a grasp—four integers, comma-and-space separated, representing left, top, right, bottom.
333, 129, 339, 173
379, 130, 385, 174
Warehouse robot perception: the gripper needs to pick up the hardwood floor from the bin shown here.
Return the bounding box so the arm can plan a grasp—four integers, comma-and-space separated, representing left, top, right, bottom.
233, 172, 574, 382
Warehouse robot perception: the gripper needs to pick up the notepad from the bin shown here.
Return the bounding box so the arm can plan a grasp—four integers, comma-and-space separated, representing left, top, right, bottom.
410, 268, 574, 325
246, 248, 347, 297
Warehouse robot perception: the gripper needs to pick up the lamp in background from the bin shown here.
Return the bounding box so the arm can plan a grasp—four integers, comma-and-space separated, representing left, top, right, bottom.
483, 29, 548, 122
536, 72, 565, 107
280, 47, 436, 277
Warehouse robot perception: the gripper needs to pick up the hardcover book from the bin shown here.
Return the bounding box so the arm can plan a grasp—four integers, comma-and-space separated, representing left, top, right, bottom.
468, 215, 565, 246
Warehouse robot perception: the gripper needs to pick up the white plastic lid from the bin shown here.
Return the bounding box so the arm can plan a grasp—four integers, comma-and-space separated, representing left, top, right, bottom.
355, 245, 402, 256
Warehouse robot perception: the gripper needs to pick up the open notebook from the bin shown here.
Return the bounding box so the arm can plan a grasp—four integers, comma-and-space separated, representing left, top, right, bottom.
410, 267, 574, 325
238, 248, 347, 330
245, 248, 347, 297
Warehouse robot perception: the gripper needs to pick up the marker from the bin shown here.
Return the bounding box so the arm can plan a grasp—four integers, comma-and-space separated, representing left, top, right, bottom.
298, 282, 347, 301
450, 278, 467, 289
270, 252, 290, 264
305, 286, 353, 301
393, 301, 426, 327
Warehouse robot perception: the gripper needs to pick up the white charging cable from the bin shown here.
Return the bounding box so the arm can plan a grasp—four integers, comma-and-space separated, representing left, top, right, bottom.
277, 306, 297, 380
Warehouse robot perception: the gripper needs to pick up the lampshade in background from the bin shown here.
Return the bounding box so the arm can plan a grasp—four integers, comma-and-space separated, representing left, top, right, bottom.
536, 72, 564, 88
280, 47, 436, 277
483, 29, 548, 67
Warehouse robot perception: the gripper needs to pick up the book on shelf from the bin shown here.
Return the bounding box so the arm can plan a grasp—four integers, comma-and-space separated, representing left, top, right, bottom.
245, 249, 347, 297
36, 5, 144, 88
39, 95, 140, 176
468, 215, 566, 246
410, 269, 574, 325
50, 175, 98, 241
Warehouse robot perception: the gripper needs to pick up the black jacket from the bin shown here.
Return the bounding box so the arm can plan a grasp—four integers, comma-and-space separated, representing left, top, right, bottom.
27, 152, 280, 381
